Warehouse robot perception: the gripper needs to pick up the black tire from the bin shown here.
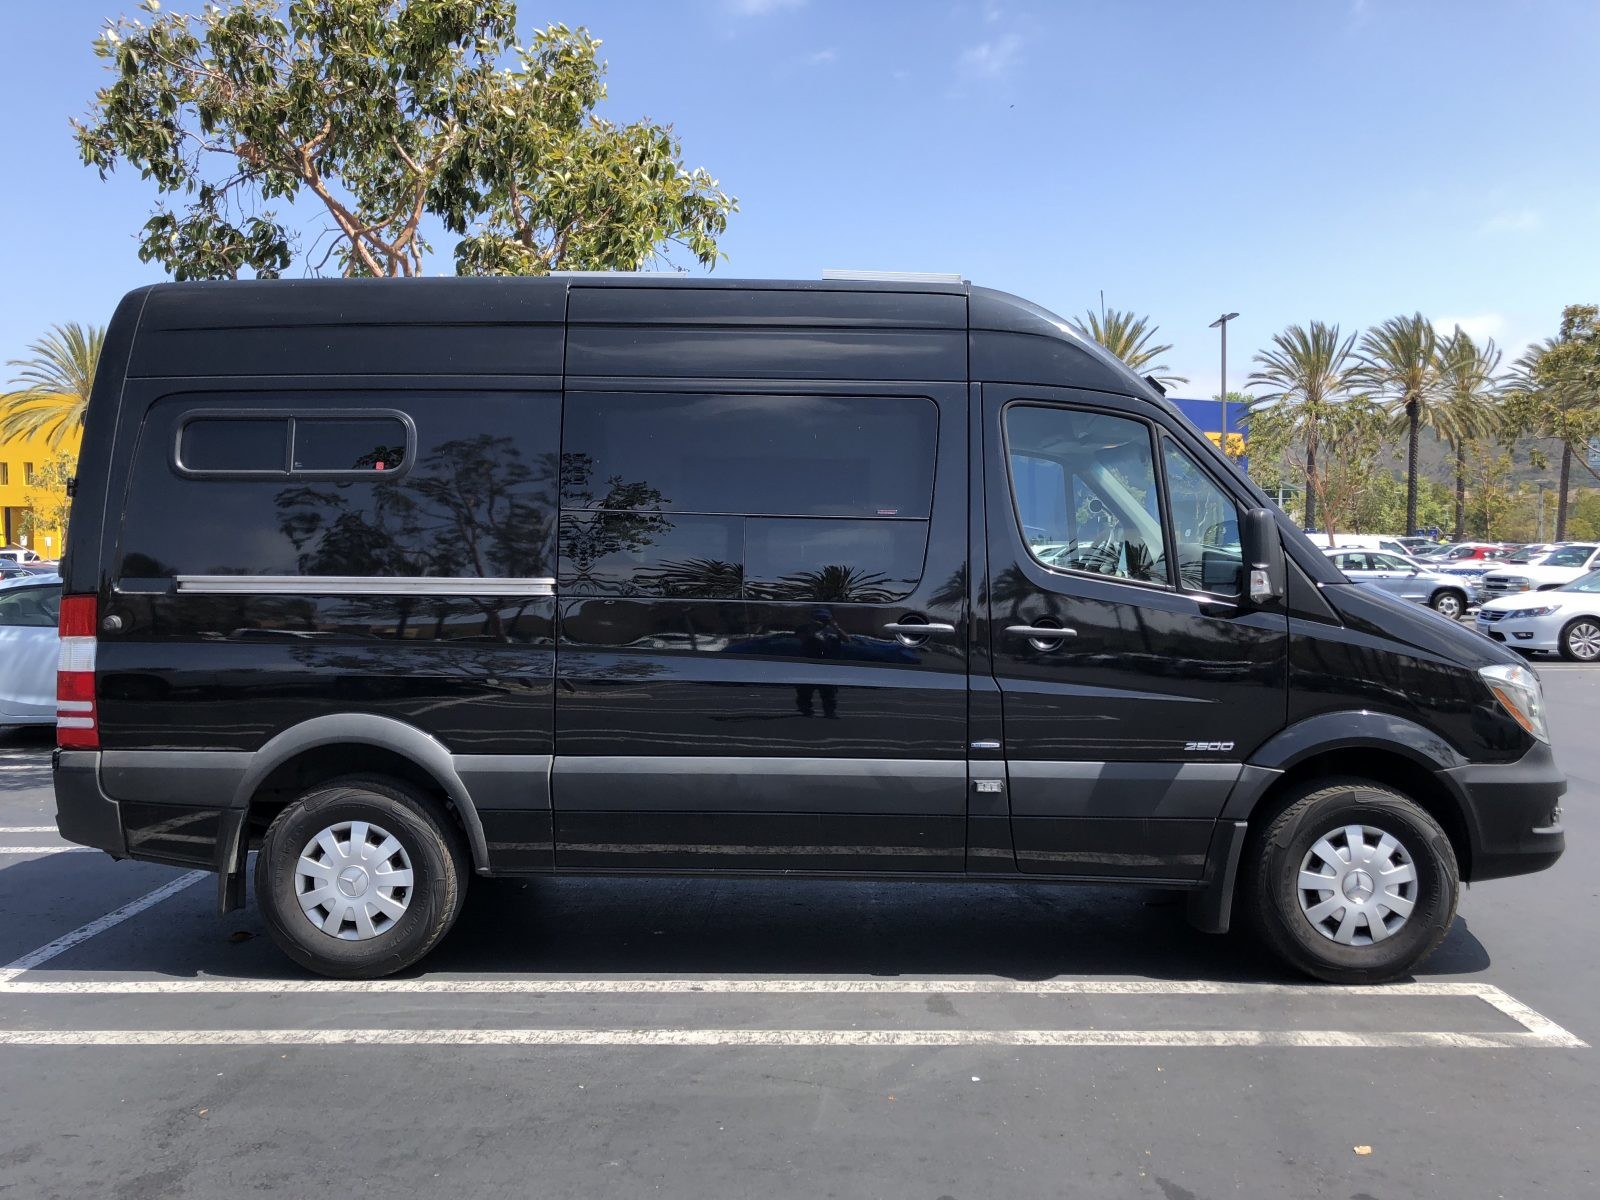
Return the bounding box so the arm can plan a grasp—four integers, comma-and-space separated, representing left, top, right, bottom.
255, 776, 469, 979
1558, 616, 1600, 663
1430, 590, 1466, 620
1242, 779, 1459, 984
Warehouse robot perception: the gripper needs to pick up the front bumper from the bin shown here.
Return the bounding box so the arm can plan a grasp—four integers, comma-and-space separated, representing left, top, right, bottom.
1474, 613, 1562, 652
1442, 739, 1566, 881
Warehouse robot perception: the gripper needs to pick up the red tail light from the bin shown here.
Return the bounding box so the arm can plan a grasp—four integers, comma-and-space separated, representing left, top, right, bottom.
57, 594, 99, 750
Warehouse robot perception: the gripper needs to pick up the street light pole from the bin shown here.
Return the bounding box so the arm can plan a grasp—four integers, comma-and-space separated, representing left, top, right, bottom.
1209, 312, 1240, 463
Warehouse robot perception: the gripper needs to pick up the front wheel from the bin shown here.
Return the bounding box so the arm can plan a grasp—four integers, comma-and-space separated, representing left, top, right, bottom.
256, 776, 469, 979
1430, 590, 1466, 620
1243, 780, 1459, 984
1559, 617, 1600, 662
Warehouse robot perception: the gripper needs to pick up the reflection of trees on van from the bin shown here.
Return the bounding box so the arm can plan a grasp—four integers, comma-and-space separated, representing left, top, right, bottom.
557, 451, 672, 592
275, 434, 557, 639
639, 557, 743, 598
750, 564, 895, 603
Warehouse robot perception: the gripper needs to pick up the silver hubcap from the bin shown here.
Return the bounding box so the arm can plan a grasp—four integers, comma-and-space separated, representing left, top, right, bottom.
1297, 825, 1417, 946
1568, 622, 1600, 660
295, 820, 413, 941
1435, 594, 1461, 618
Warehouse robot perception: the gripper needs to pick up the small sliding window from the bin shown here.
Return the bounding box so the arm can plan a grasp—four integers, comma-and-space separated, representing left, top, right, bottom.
173, 410, 415, 480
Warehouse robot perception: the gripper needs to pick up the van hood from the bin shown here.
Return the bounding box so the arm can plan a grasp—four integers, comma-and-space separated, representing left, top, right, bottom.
1320, 581, 1519, 668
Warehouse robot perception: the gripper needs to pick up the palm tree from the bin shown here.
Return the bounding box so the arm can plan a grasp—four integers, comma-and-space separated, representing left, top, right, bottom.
1433, 329, 1504, 539
1506, 335, 1595, 541
1, 323, 105, 450
1358, 314, 1441, 536
1247, 321, 1364, 533
1072, 308, 1189, 387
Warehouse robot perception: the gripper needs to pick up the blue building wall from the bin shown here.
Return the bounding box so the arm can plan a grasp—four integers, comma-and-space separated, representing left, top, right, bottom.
1170, 397, 1247, 462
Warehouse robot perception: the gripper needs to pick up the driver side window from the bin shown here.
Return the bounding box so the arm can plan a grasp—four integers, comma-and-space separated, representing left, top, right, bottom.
1004, 405, 1166, 586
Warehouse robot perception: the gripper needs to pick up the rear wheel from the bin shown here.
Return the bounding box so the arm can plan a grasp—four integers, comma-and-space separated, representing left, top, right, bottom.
1243, 779, 1458, 984
1559, 617, 1600, 663
1430, 590, 1465, 620
256, 776, 468, 979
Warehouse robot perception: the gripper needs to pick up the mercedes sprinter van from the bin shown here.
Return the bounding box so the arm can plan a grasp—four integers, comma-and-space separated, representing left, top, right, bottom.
53, 276, 1565, 981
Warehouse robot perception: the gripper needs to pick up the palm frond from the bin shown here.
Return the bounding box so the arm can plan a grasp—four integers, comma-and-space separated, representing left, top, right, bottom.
1, 323, 105, 451
1071, 307, 1189, 386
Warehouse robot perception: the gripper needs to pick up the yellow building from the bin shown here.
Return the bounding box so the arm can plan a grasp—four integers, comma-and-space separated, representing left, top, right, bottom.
0, 424, 80, 559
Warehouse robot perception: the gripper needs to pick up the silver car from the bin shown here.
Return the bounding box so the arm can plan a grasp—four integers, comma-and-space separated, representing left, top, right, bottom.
1325, 550, 1471, 619
0, 574, 61, 728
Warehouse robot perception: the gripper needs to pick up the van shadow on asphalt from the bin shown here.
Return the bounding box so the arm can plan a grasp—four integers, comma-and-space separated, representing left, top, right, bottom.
0, 853, 1492, 986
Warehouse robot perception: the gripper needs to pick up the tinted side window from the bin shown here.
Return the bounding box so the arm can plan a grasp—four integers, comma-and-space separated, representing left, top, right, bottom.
0, 585, 60, 627
120, 393, 557, 580
1004, 406, 1166, 586
558, 393, 935, 601
561, 393, 936, 518
293, 418, 409, 473
180, 419, 288, 473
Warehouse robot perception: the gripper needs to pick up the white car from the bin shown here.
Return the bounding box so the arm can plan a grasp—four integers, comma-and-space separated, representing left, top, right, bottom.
1475, 568, 1600, 661
1478, 543, 1600, 605
0, 546, 46, 565
0, 574, 61, 727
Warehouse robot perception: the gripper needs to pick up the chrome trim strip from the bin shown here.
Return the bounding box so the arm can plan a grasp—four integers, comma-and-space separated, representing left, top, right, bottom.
174, 575, 555, 597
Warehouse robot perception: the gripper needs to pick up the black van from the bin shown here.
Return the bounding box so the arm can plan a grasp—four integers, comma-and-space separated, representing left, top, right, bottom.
53, 275, 1564, 982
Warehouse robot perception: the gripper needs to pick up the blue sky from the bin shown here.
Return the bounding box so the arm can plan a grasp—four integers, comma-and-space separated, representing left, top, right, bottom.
3, 0, 1597, 399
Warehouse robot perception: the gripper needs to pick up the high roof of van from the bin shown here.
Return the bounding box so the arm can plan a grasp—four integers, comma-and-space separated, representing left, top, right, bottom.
111, 275, 1168, 407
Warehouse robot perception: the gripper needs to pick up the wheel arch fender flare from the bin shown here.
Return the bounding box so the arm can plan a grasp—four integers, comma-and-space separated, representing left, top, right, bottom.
1222, 710, 1473, 822
217, 714, 490, 907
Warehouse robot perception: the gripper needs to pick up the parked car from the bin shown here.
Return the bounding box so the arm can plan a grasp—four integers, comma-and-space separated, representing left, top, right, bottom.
52, 275, 1565, 986
0, 546, 46, 565
0, 574, 62, 728
1307, 533, 1413, 556
1324, 549, 1472, 619
1476, 568, 1600, 661
1394, 536, 1438, 554
0, 563, 50, 581
1477, 543, 1600, 605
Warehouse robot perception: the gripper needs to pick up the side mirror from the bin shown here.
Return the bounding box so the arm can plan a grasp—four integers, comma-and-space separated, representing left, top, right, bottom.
1240, 508, 1285, 606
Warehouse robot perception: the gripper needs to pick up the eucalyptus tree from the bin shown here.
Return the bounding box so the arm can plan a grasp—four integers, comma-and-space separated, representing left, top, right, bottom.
1072, 308, 1189, 388
73, 1, 736, 278
0, 323, 105, 450
1358, 314, 1441, 536
1434, 329, 1504, 539
1246, 321, 1364, 533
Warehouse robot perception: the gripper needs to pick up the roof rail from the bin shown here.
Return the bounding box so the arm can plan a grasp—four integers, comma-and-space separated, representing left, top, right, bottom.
821, 269, 966, 284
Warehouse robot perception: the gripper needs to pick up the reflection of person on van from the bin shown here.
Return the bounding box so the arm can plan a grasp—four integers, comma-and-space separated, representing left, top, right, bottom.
794, 606, 843, 718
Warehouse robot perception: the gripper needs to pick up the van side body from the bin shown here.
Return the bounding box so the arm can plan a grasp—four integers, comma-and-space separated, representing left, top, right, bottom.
53, 277, 1565, 979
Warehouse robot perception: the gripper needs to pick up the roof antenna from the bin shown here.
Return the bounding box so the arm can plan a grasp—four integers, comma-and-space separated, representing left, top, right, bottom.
1099, 289, 1105, 325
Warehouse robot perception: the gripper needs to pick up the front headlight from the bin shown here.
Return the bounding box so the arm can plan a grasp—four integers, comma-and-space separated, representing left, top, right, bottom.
1480, 663, 1549, 742
1505, 605, 1559, 620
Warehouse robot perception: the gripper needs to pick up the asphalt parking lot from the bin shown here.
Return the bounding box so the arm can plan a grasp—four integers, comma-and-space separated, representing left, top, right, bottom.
1, 664, 1595, 1199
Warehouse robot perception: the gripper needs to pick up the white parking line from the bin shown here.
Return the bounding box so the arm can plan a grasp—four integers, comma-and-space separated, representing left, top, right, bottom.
0, 1026, 1577, 1049
0, 977, 1583, 1048
0, 827, 59, 834
0, 847, 92, 856
0, 871, 206, 984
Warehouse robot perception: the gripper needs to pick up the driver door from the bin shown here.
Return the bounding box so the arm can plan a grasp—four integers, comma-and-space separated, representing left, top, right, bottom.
981, 386, 1289, 878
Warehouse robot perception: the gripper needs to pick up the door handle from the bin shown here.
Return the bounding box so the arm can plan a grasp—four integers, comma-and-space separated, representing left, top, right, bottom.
1006, 624, 1078, 650
881, 622, 957, 637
